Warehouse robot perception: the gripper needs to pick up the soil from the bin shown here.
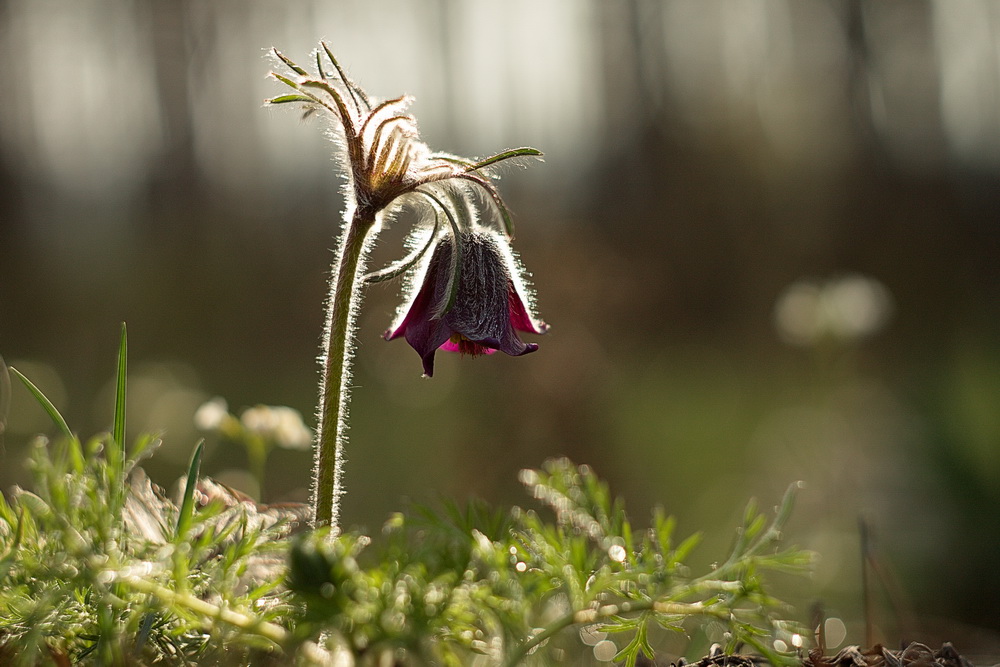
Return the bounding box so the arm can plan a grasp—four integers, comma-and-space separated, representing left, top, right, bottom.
667, 642, 997, 667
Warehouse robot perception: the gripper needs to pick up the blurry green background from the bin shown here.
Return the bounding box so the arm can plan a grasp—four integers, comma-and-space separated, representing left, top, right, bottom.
1, 0, 999, 655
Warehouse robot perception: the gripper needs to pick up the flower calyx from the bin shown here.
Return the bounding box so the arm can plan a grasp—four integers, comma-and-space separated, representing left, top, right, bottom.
267, 44, 541, 229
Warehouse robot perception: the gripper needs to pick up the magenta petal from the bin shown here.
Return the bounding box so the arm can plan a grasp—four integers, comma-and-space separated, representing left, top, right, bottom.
508, 287, 548, 334
440, 340, 499, 355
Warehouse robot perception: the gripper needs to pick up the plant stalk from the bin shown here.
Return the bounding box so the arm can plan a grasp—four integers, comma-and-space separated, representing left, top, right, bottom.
313, 206, 377, 530
122, 575, 290, 648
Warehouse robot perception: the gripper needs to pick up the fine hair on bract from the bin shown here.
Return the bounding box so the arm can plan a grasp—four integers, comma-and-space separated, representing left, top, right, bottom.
267, 43, 545, 530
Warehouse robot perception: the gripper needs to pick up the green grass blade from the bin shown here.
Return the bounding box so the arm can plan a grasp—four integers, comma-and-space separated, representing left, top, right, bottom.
113, 322, 127, 455
108, 323, 128, 521
175, 441, 204, 540
8, 366, 72, 440
0, 354, 10, 438
64, 436, 85, 475
11, 505, 25, 554
0, 494, 22, 560
134, 612, 156, 656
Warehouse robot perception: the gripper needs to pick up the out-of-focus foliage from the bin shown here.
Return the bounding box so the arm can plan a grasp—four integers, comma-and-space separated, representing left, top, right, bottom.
0, 351, 812, 665
289, 459, 810, 666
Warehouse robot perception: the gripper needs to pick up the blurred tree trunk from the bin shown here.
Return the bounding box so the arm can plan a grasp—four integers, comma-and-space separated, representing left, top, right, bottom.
141, 0, 207, 238
0, 0, 24, 244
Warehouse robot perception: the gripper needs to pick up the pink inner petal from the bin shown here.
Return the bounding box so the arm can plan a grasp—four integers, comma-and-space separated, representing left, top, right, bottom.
508, 286, 547, 334
440, 340, 498, 355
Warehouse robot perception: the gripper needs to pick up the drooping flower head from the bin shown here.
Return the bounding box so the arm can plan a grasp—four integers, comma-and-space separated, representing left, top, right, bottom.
267, 44, 547, 376
385, 229, 548, 377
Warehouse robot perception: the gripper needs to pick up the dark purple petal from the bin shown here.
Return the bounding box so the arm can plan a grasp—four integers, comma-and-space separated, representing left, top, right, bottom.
384, 253, 451, 376
386, 230, 546, 375
384, 266, 435, 342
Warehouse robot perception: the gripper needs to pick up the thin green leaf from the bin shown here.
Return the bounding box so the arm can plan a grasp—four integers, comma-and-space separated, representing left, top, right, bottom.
728, 511, 757, 561
622, 520, 635, 565
652, 508, 675, 553
430, 148, 542, 173
7, 506, 25, 558
654, 615, 687, 632
266, 94, 316, 105
743, 497, 759, 528
320, 41, 370, 112
0, 354, 9, 437
314, 49, 327, 80
134, 613, 156, 655
613, 621, 654, 667
270, 71, 301, 91
599, 618, 641, 633
112, 322, 127, 464
175, 441, 204, 541
754, 548, 815, 573
431, 154, 475, 169
775, 481, 803, 530
671, 531, 702, 565
636, 621, 656, 661
455, 172, 516, 237
64, 436, 85, 475
270, 72, 335, 122
9, 366, 72, 440
745, 513, 767, 541
616, 645, 639, 667
363, 213, 441, 284
467, 147, 543, 171
271, 48, 308, 76
0, 495, 20, 560
0, 487, 14, 523
106, 323, 128, 525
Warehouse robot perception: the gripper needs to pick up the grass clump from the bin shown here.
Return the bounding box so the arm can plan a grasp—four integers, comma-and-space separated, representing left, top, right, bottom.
0, 330, 812, 665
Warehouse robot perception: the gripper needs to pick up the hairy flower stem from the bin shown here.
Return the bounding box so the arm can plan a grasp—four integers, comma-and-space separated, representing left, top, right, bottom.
313, 206, 377, 530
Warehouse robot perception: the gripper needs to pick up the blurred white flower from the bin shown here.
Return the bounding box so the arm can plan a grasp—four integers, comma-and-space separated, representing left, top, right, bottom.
774, 274, 893, 346
194, 396, 230, 431
240, 404, 313, 451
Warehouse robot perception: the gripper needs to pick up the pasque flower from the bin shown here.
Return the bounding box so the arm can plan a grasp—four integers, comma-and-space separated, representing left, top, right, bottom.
267, 43, 546, 529
386, 230, 548, 377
